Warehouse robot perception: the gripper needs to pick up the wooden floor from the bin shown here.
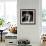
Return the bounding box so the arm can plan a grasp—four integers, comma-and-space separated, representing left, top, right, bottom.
0, 41, 5, 46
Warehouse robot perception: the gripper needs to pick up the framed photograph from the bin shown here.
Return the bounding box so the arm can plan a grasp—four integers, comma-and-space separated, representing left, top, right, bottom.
20, 9, 36, 25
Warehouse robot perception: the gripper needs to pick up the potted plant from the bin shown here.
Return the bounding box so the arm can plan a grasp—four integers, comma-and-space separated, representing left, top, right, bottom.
0, 18, 5, 27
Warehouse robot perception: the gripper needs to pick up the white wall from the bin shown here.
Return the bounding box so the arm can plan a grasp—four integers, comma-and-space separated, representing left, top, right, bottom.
17, 0, 42, 46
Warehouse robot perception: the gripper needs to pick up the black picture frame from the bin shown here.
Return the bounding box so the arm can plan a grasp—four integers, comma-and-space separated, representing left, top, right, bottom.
20, 9, 36, 25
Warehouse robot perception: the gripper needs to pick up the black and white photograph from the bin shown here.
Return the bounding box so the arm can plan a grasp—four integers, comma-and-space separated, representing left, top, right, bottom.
20, 9, 36, 25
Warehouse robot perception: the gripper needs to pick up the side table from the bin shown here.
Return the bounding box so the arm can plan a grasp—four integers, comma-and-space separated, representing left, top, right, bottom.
0, 30, 3, 42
